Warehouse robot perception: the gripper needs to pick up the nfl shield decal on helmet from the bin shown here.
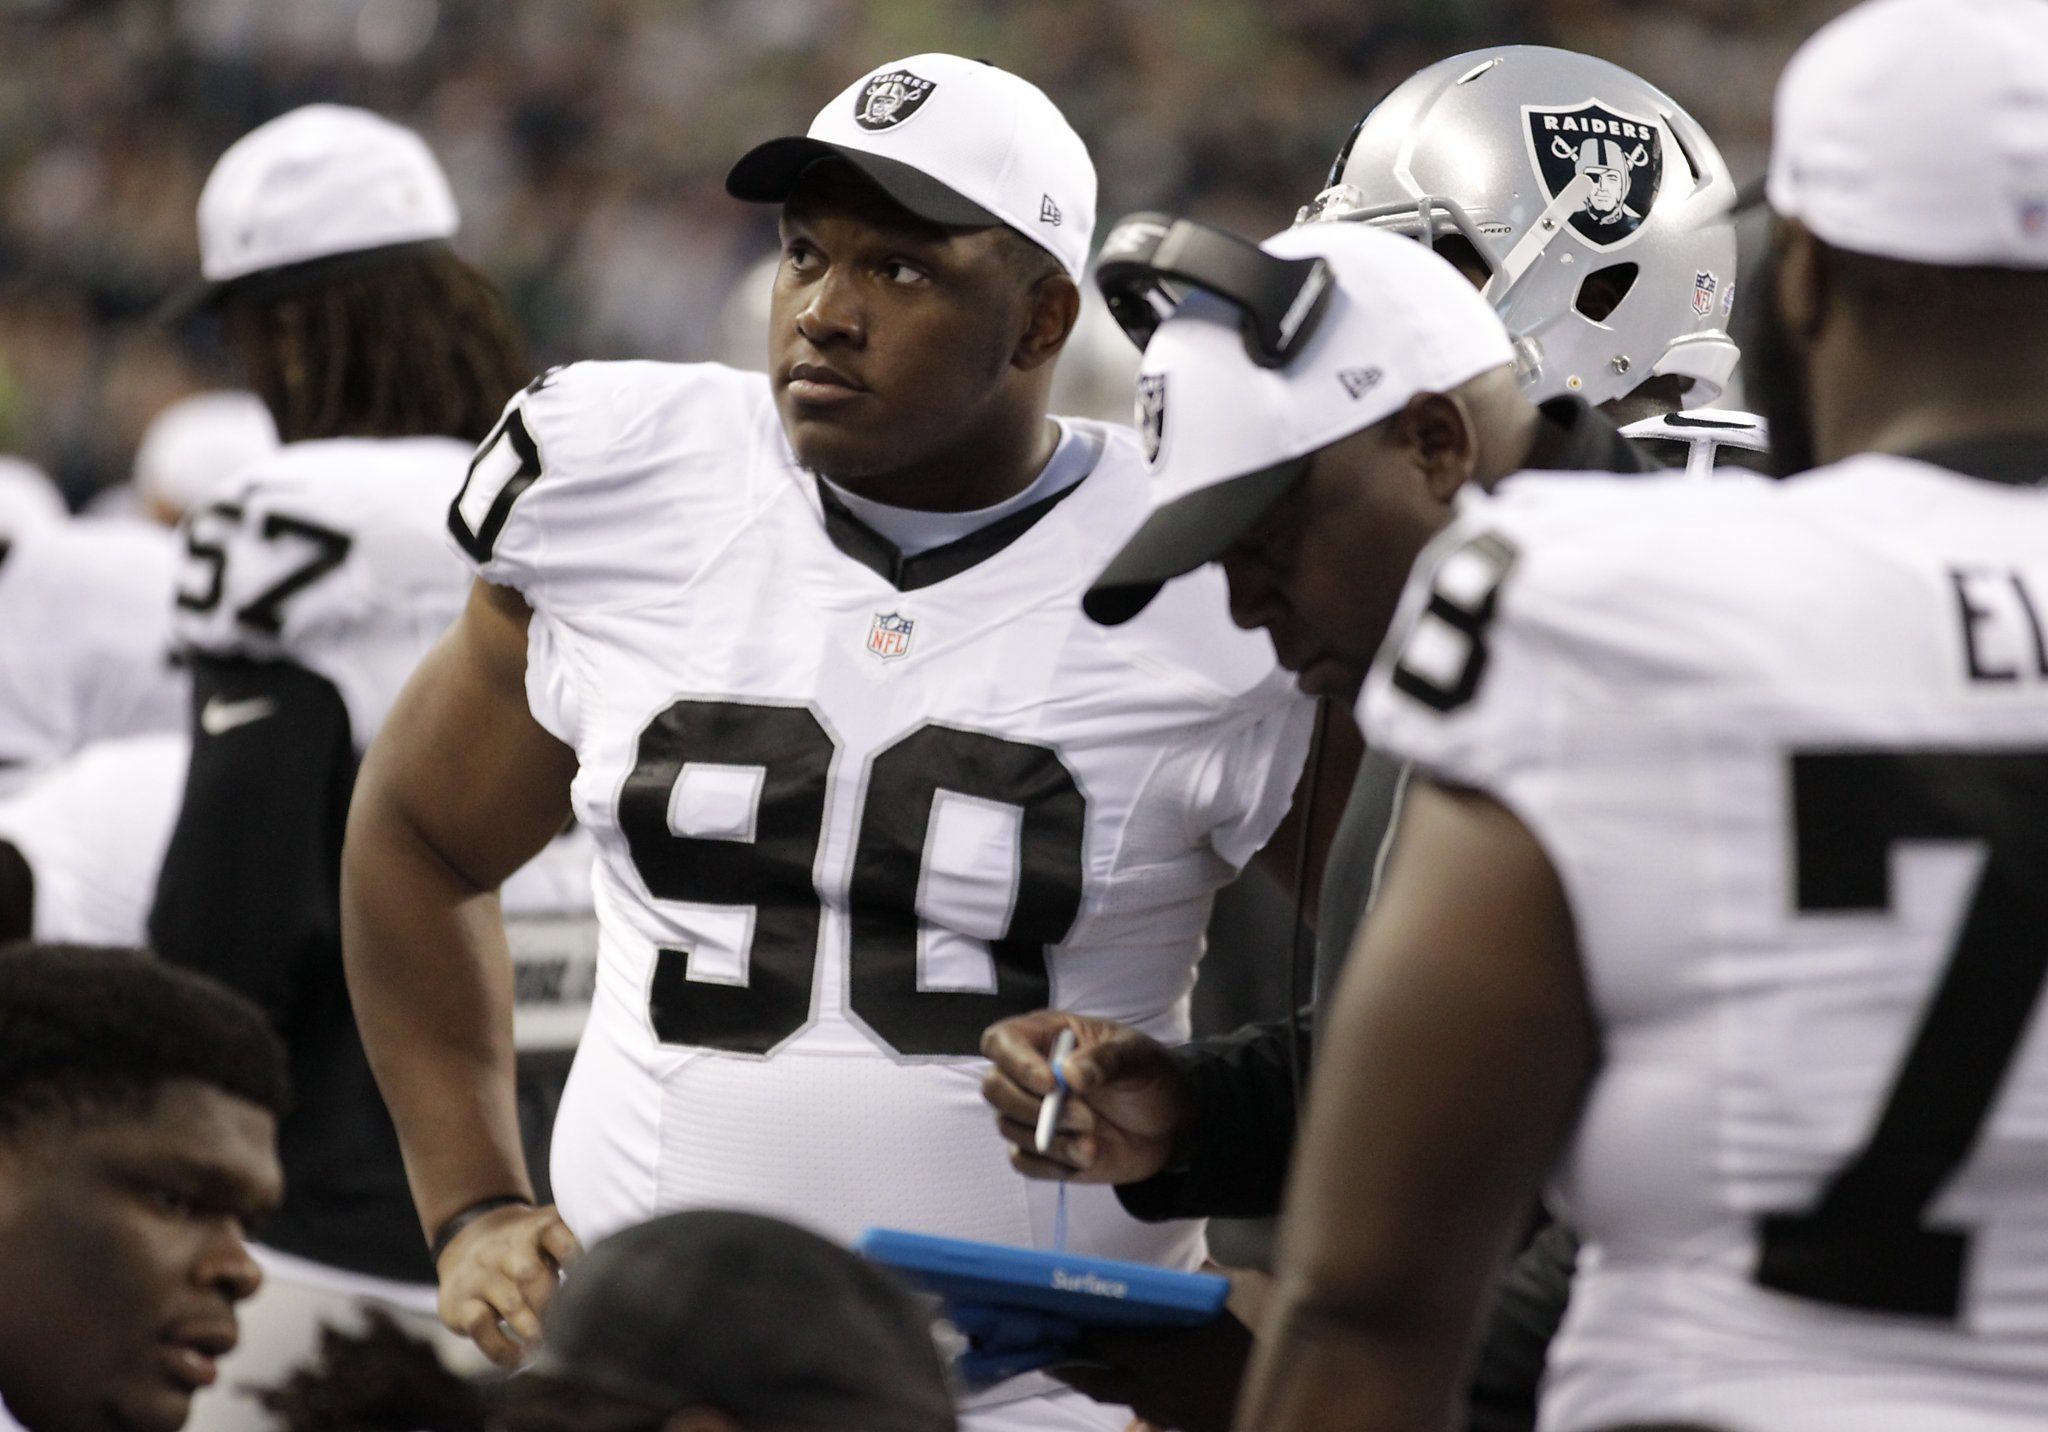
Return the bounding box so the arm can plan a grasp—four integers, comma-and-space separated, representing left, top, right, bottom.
855, 70, 936, 130
1136, 374, 1167, 465
1692, 270, 1719, 317
867, 611, 915, 661
1522, 100, 1663, 249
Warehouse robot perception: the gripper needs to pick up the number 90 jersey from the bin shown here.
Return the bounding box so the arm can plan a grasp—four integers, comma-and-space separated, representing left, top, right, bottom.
1363, 462, 2048, 1430
451, 361, 1311, 1269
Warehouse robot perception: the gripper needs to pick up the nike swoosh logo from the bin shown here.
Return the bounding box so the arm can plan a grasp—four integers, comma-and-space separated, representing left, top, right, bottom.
200, 695, 278, 736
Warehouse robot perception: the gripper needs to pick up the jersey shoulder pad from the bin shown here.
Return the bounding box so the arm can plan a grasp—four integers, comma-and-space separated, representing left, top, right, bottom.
1359, 472, 1792, 791
173, 437, 470, 660
1066, 420, 1299, 709
448, 361, 776, 609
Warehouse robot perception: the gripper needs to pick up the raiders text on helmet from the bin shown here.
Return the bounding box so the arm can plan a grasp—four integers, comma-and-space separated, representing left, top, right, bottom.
1297, 46, 1739, 409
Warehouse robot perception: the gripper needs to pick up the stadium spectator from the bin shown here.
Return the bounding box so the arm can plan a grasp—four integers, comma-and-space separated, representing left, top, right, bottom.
0, 944, 286, 1432
496, 1209, 956, 1432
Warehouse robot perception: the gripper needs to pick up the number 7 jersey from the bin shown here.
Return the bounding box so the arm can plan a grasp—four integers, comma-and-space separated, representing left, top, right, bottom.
1363, 460, 2048, 1430
451, 361, 1311, 1268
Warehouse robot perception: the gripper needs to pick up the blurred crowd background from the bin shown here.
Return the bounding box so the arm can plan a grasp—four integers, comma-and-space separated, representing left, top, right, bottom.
2, 0, 1851, 507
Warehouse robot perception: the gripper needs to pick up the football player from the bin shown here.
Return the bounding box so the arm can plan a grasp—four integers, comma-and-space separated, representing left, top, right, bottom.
1242, 0, 2048, 1426
0, 732, 189, 947
340, 54, 1311, 1431
0, 514, 185, 796
144, 105, 579, 1432
0, 946, 286, 1432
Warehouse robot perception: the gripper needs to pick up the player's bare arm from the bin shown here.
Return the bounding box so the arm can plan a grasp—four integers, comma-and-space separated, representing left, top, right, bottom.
341, 576, 581, 1364
979, 1010, 1191, 1184
1233, 778, 1594, 1432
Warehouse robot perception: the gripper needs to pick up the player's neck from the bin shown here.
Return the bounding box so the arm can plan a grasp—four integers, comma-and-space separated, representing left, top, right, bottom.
829, 411, 1063, 513
1810, 309, 2048, 466
1814, 363, 2048, 467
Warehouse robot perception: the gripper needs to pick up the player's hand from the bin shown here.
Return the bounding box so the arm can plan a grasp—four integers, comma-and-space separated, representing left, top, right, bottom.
980, 1010, 1190, 1185
435, 1202, 582, 1367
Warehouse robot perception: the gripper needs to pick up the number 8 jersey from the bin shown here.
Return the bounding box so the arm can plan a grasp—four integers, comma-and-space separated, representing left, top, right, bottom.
1364, 460, 2048, 1430
451, 361, 1311, 1271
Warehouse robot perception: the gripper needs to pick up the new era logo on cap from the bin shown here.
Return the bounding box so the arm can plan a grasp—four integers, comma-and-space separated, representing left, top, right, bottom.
1337, 367, 1382, 399
854, 70, 937, 130
1041, 194, 1062, 226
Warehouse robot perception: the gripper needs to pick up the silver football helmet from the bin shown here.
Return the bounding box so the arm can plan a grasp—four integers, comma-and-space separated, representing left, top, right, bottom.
1297, 46, 1739, 409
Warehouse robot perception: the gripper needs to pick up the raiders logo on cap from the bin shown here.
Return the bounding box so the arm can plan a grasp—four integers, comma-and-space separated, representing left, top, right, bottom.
1522, 100, 1664, 249
1136, 374, 1167, 465
855, 70, 937, 131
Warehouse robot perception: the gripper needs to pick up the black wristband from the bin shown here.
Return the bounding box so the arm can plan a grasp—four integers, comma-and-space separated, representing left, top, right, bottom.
428, 1195, 532, 1265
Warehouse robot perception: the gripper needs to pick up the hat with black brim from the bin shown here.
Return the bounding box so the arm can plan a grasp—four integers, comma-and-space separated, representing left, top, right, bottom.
155, 238, 452, 325
1082, 455, 1308, 626
726, 137, 1002, 229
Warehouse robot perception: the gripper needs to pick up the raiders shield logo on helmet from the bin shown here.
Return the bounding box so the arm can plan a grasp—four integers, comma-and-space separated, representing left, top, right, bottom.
1522, 100, 1663, 249
855, 70, 937, 130
1136, 374, 1167, 465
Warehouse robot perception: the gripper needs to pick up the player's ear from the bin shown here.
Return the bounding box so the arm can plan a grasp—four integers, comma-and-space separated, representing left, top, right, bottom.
1013, 271, 1081, 374
1773, 218, 1827, 347
1391, 391, 1479, 505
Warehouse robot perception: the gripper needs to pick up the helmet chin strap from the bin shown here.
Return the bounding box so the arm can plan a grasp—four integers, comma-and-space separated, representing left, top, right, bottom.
1481, 170, 1596, 306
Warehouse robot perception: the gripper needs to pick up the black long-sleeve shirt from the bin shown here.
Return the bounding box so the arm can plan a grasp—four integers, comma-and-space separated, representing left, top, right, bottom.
149, 655, 436, 1283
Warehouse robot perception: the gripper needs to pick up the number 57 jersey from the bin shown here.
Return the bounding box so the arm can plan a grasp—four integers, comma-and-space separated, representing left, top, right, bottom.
452, 361, 1311, 1268
1364, 460, 2048, 1430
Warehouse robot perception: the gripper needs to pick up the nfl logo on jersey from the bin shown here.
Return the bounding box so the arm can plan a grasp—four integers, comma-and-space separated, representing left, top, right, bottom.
867, 611, 915, 661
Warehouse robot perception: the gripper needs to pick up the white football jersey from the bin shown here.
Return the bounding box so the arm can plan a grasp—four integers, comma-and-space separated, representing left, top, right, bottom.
173, 437, 475, 744
0, 520, 183, 791
173, 436, 598, 1050
0, 731, 189, 946
1362, 459, 2048, 1430
452, 361, 1311, 1275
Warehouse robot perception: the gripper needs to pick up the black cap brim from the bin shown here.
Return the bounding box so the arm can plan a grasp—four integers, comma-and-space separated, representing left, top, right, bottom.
1082, 456, 1309, 626
154, 238, 452, 326
726, 137, 1001, 229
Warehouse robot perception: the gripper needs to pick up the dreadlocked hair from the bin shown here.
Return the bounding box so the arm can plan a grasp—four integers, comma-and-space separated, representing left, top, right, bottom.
228, 246, 533, 445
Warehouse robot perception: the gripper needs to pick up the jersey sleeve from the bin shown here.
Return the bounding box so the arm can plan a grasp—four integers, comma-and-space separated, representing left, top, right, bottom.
1192, 678, 1317, 869
1358, 475, 1775, 915
447, 361, 774, 615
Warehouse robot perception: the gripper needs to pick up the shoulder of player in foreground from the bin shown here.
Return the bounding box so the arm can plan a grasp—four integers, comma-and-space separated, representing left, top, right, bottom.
448, 360, 778, 597
504, 359, 775, 468
1365, 469, 1878, 724
1050, 419, 1305, 708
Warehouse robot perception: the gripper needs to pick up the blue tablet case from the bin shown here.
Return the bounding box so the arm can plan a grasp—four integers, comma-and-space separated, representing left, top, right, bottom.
856, 1227, 1230, 1329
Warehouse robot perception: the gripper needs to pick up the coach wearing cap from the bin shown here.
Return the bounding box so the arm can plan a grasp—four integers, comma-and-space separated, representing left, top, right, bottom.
980, 219, 1650, 1430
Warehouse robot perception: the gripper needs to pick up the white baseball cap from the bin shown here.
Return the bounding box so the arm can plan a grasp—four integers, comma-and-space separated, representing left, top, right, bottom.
726, 53, 1095, 281
165, 104, 460, 317
1085, 222, 1514, 626
0, 456, 66, 539
133, 391, 279, 518
1767, 0, 2048, 267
